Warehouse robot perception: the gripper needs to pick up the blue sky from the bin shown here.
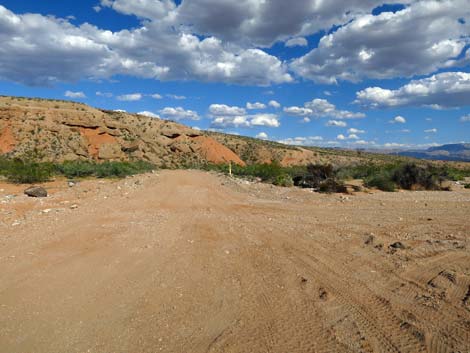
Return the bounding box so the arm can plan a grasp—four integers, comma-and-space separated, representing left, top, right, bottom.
0, 0, 469, 149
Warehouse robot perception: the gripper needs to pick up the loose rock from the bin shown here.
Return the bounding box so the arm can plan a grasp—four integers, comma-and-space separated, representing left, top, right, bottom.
390, 242, 406, 249
24, 186, 47, 198
364, 234, 375, 245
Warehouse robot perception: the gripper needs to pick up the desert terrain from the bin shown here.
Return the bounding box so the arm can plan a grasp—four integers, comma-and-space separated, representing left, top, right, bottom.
1, 170, 469, 353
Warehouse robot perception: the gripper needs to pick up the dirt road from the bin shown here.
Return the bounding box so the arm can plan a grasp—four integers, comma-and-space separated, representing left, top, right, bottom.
1, 170, 469, 353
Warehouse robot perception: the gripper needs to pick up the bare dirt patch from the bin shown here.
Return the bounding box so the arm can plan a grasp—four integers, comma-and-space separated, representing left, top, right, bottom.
0, 123, 16, 154
0, 170, 469, 353
191, 135, 246, 166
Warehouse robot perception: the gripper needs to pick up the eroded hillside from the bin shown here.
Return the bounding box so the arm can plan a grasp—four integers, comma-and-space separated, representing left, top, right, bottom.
0, 96, 245, 167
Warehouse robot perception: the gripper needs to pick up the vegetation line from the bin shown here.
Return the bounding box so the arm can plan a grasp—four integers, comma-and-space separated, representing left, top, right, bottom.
0, 156, 155, 183
194, 161, 470, 192
1, 151, 469, 192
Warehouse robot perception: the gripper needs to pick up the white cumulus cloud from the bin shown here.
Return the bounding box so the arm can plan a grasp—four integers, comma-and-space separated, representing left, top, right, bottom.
138, 111, 160, 118
278, 136, 323, 146
117, 93, 143, 101
390, 116, 407, 124
268, 100, 281, 109
284, 98, 365, 119
326, 120, 347, 127
65, 90, 86, 99
210, 104, 280, 128
250, 113, 280, 127
256, 132, 269, 140
0, 4, 292, 86
159, 107, 200, 121
246, 102, 267, 110
209, 104, 246, 116
356, 71, 470, 109
285, 37, 308, 47
291, 1, 470, 83
348, 128, 365, 134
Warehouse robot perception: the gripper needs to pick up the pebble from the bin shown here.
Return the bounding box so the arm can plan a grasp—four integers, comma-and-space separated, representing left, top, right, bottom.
390, 242, 406, 249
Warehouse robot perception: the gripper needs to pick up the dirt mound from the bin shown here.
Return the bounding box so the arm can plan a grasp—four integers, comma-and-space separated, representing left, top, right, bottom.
191, 136, 246, 166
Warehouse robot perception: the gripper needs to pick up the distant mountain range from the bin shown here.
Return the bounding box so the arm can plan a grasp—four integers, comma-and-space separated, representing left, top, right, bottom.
394, 144, 470, 162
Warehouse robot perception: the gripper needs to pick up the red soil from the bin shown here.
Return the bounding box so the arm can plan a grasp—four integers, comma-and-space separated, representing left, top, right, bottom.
0, 123, 16, 154
192, 136, 246, 166
79, 127, 118, 158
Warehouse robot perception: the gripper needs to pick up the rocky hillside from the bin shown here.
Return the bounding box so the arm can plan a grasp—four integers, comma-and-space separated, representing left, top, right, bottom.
1, 95, 457, 168
0, 96, 247, 168
0, 95, 343, 167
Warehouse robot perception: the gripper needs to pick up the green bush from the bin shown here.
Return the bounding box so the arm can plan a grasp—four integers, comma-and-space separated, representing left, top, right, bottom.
432, 166, 470, 181
365, 173, 396, 192
55, 160, 154, 179
337, 162, 470, 191
6, 159, 54, 184
293, 164, 336, 188
273, 173, 294, 187
0, 157, 154, 183
392, 163, 439, 190
464, 183, 470, 189
56, 161, 96, 178
95, 161, 149, 178
197, 161, 470, 193
232, 162, 285, 181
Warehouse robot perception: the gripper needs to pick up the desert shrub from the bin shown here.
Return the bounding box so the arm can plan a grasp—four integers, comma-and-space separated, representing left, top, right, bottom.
431, 165, 470, 181
0, 156, 12, 175
392, 163, 440, 190
0, 156, 154, 182
464, 183, 470, 189
337, 162, 468, 191
293, 164, 336, 188
273, 173, 294, 187
94, 161, 154, 178
233, 162, 285, 181
365, 173, 396, 192
6, 158, 53, 183
337, 163, 397, 181
318, 179, 347, 193
57, 161, 96, 178
55, 160, 154, 179
307, 163, 335, 179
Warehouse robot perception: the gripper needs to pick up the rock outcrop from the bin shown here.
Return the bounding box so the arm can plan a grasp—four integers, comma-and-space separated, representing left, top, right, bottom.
0, 96, 246, 167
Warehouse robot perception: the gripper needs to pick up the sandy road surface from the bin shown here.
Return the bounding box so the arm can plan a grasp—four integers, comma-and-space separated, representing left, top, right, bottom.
1, 170, 470, 353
